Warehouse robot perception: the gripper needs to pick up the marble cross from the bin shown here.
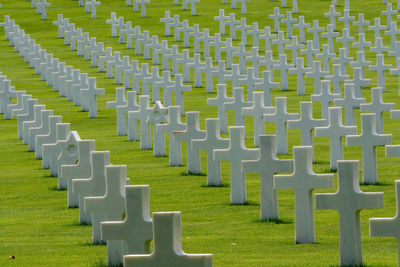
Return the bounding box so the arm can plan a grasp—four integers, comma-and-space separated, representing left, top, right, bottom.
315, 107, 357, 170
360, 87, 395, 134
369, 54, 391, 89
173, 111, 206, 174
85, 165, 128, 266
275, 146, 334, 243
346, 113, 391, 184
191, 119, 230, 186
207, 84, 234, 134
214, 126, 259, 204
154, 106, 186, 164
263, 97, 298, 155
102, 185, 153, 263
369, 180, 400, 266
243, 91, 275, 147
117, 91, 138, 136
288, 101, 326, 155
61, 140, 95, 208
311, 80, 341, 120
123, 212, 212, 267
289, 57, 311, 95
316, 160, 384, 266
333, 83, 366, 126
56, 131, 80, 182
293, 16, 310, 44
242, 135, 293, 220
72, 151, 110, 231
224, 87, 252, 126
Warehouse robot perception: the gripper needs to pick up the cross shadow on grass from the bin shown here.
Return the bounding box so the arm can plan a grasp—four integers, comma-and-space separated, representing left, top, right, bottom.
70, 220, 91, 227
181, 171, 207, 176
229, 200, 259, 207
256, 218, 293, 224
80, 240, 106, 247
201, 183, 228, 188
330, 264, 369, 267
49, 185, 66, 191
360, 181, 391, 186
91, 259, 122, 267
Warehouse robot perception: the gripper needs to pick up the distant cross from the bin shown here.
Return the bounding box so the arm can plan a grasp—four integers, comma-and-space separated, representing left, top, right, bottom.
311, 80, 341, 120
324, 5, 340, 31
254, 71, 279, 107
333, 83, 366, 126
224, 87, 251, 126
369, 54, 391, 89
360, 87, 395, 134
263, 97, 298, 155
307, 20, 324, 49
160, 11, 174, 36
269, 7, 284, 33
315, 107, 357, 170
293, 16, 310, 44
353, 13, 369, 34
289, 58, 311, 96
288, 101, 326, 152
243, 91, 275, 147
117, 91, 139, 136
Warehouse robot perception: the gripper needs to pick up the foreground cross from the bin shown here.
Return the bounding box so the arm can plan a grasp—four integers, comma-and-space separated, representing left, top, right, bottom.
72, 151, 110, 237
275, 146, 334, 243
85, 165, 128, 266
124, 212, 213, 266
370, 180, 400, 266
316, 160, 384, 266
102, 185, 153, 263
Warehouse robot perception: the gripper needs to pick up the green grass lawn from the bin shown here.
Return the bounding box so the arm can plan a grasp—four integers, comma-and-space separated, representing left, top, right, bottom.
1, 0, 400, 266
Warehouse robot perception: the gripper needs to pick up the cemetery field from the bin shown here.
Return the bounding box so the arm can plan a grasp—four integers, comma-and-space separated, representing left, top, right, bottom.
2, 0, 400, 266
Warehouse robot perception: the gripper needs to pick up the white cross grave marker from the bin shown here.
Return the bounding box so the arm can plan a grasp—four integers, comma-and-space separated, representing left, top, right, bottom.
369, 180, 400, 266
214, 126, 259, 204
334, 83, 366, 126
173, 111, 206, 174
360, 87, 394, 134
72, 151, 110, 234
124, 212, 212, 267
263, 97, 298, 155
242, 135, 293, 220
243, 91, 275, 147
346, 113, 391, 184
85, 165, 128, 266
102, 185, 153, 263
192, 119, 229, 186
315, 107, 357, 170
275, 146, 334, 243
315, 160, 384, 266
